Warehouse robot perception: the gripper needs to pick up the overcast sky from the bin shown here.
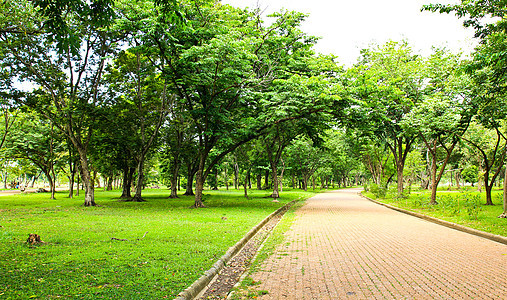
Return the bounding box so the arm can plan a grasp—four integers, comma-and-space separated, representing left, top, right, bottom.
221, 0, 476, 66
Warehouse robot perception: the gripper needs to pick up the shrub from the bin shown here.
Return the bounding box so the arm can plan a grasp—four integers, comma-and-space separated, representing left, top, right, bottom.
370, 183, 386, 198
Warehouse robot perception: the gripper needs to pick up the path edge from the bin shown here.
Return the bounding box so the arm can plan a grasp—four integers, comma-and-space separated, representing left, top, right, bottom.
174, 198, 302, 300
360, 192, 507, 246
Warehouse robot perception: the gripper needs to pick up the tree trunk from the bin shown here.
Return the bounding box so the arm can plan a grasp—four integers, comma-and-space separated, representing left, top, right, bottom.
184, 161, 198, 196
169, 155, 180, 198
130, 158, 146, 202
478, 161, 483, 193
30, 173, 39, 188
455, 170, 461, 190
76, 174, 80, 196
43, 170, 55, 200
485, 183, 494, 205
256, 173, 262, 190
396, 160, 404, 196
234, 163, 239, 190
500, 165, 507, 218
169, 175, 179, 198
193, 169, 206, 208
484, 166, 493, 205
78, 153, 95, 206
279, 162, 284, 192
430, 153, 438, 205
184, 167, 196, 196
95, 170, 100, 188
120, 167, 134, 199
264, 169, 269, 189
243, 169, 250, 199
225, 165, 229, 190
68, 171, 75, 198
270, 164, 279, 198
302, 175, 308, 191
106, 176, 113, 191
212, 168, 219, 190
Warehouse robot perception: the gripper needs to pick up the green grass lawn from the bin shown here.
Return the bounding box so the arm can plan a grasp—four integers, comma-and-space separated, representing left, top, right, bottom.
0, 188, 319, 299
363, 189, 507, 237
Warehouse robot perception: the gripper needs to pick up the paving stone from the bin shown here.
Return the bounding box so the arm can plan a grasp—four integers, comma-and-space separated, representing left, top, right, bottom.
250, 189, 507, 299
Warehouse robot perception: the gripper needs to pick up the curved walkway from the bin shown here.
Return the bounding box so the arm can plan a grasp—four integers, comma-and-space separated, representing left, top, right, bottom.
250, 188, 507, 299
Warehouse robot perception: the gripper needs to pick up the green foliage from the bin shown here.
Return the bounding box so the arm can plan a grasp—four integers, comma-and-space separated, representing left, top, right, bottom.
369, 183, 387, 198
461, 165, 478, 184
422, 0, 507, 39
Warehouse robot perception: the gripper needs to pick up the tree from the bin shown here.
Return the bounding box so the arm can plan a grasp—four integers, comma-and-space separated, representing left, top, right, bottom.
462, 165, 478, 186
134, 1, 333, 207
104, 50, 170, 202
462, 122, 506, 205
262, 121, 312, 198
7, 113, 65, 199
348, 41, 426, 196
422, 0, 507, 40
286, 136, 327, 191
324, 129, 362, 188
406, 98, 466, 204
424, 0, 507, 211
1, 0, 121, 206
404, 149, 425, 193
403, 49, 471, 204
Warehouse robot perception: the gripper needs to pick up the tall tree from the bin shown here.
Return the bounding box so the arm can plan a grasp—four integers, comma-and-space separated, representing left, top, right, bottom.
403, 49, 472, 204
424, 0, 507, 211
286, 136, 327, 191
104, 50, 170, 202
348, 41, 426, 196
7, 113, 65, 199
133, 1, 333, 207
1, 0, 120, 206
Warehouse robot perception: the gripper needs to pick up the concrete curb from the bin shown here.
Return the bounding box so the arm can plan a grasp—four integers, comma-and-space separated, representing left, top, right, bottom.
359, 192, 507, 246
174, 198, 302, 300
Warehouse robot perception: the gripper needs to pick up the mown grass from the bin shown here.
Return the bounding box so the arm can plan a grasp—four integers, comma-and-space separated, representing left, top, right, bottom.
363, 189, 507, 237
0, 188, 319, 299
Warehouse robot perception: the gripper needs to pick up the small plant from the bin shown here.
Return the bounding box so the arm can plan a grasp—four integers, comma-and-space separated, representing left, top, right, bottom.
463, 193, 482, 220
438, 195, 461, 215
413, 194, 427, 207
370, 183, 386, 198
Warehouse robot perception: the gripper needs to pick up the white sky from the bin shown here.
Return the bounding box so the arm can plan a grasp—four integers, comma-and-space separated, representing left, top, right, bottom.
221, 0, 476, 66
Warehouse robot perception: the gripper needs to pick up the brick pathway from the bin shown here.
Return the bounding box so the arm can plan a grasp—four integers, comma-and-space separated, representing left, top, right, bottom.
250, 188, 507, 299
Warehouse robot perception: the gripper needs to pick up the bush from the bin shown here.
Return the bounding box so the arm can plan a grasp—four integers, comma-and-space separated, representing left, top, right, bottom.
370, 183, 386, 198
463, 193, 482, 220
461, 165, 478, 186
437, 193, 481, 219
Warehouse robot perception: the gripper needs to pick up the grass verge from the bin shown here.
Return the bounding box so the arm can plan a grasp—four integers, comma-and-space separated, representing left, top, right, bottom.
230, 199, 307, 300
0, 188, 319, 299
363, 190, 507, 237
